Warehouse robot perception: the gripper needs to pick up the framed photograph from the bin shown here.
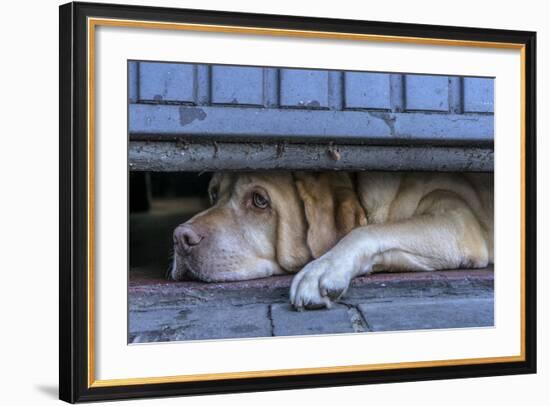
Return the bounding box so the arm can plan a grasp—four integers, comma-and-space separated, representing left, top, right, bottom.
59, 1, 536, 403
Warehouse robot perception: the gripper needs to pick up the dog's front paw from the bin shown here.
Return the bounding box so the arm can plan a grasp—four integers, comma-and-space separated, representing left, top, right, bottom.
290, 257, 352, 311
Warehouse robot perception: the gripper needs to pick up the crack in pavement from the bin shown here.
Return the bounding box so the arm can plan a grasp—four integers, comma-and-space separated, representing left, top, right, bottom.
342, 303, 370, 332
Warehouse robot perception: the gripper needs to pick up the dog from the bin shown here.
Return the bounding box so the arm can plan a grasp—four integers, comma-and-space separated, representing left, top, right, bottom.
171, 172, 493, 310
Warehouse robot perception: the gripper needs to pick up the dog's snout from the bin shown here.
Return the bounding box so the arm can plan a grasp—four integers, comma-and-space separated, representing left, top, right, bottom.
174, 224, 203, 251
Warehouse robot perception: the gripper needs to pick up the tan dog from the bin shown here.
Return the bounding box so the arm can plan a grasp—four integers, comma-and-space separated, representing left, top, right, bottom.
171, 172, 493, 310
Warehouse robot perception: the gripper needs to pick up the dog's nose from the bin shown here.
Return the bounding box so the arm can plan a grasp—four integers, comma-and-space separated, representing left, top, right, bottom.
174, 224, 203, 251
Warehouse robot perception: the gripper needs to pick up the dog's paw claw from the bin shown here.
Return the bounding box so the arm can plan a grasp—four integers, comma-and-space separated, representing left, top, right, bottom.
320, 275, 348, 301
290, 258, 351, 310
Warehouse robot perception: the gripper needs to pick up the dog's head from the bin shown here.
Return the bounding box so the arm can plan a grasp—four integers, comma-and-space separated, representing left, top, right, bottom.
170, 172, 366, 282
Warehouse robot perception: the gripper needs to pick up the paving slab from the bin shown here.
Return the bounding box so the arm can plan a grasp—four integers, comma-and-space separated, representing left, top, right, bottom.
270, 303, 356, 336
130, 303, 271, 343
358, 297, 494, 332
129, 267, 494, 341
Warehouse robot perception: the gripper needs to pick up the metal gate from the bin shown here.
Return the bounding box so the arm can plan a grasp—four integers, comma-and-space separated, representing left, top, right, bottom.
128, 61, 494, 172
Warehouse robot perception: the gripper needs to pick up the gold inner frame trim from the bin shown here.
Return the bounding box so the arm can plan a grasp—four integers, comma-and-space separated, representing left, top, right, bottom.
87, 17, 527, 388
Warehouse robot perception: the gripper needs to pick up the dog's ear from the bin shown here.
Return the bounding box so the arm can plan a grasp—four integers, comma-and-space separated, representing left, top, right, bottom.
295, 172, 367, 259
273, 176, 312, 272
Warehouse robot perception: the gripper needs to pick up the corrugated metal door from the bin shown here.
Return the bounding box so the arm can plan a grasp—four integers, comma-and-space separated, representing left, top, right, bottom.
128, 61, 494, 171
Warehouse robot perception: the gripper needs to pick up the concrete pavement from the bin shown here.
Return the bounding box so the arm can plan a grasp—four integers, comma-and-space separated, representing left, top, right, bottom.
129, 267, 494, 343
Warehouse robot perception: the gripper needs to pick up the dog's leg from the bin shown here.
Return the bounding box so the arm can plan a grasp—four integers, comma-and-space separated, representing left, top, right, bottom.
290, 193, 490, 310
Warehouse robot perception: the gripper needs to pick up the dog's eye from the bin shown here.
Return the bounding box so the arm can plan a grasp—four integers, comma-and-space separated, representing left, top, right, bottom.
252, 192, 269, 209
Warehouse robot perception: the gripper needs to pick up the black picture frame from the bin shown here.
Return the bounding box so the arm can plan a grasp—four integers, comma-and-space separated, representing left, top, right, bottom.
59, 1, 537, 403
